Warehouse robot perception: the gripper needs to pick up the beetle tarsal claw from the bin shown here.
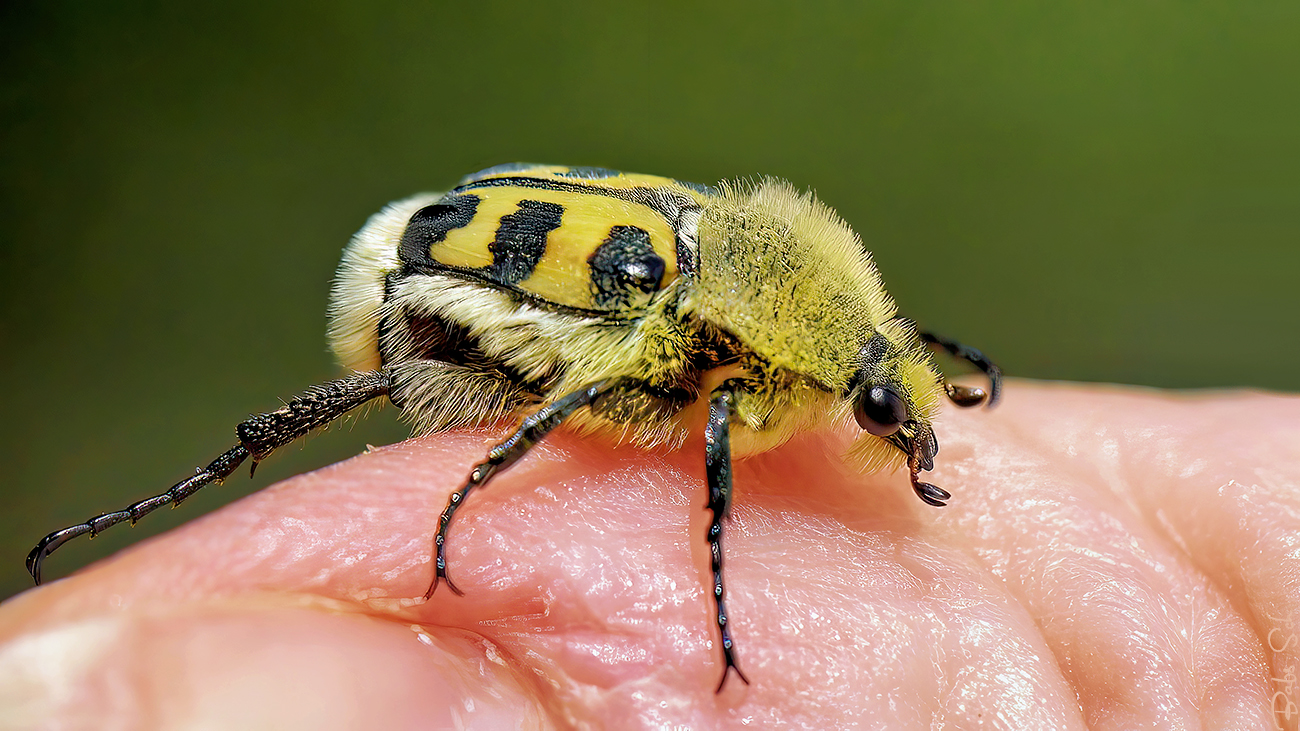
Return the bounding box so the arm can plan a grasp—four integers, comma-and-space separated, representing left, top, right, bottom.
944, 382, 988, 407
911, 476, 951, 507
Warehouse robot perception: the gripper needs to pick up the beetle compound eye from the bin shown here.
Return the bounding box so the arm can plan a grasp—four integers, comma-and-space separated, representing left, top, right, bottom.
855, 385, 908, 436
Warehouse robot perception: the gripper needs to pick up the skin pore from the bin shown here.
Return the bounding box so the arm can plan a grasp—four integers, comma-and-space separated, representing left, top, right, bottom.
0, 381, 1297, 729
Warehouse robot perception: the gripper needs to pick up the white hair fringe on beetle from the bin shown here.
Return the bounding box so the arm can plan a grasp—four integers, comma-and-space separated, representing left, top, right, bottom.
28, 163, 1000, 692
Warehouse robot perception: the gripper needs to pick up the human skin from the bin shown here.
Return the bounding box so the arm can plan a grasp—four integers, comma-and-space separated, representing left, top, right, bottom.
0, 381, 1297, 730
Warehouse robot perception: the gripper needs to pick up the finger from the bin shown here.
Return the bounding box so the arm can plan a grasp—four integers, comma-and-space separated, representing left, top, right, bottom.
935, 383, 1285, 730
2, 422, 1087, 726
0, 598, 544, 728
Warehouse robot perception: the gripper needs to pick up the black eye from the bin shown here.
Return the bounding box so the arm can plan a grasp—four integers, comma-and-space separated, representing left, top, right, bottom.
855, 385, 908, 436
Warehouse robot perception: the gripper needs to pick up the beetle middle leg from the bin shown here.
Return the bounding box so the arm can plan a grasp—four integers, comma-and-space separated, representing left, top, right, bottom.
426, 377, 628, 598
705, 383, 751, 692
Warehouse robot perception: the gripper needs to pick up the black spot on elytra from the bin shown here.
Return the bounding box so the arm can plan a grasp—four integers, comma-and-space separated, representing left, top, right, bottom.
399, 194, 480, 268
486, 199, 563, 285
588, 225, 665, 308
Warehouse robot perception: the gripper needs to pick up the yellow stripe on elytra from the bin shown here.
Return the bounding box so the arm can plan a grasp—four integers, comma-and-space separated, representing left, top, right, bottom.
434, 185, 680, 312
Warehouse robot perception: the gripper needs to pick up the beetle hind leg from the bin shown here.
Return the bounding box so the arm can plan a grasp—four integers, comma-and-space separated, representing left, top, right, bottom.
26, 370, 391, 585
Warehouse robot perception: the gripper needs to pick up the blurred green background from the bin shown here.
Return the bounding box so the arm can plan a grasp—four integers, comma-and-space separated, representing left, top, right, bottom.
2, 2, 1296, 601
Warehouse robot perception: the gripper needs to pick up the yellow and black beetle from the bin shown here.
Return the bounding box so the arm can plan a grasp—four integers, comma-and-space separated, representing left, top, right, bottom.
28, 163, 1000, 690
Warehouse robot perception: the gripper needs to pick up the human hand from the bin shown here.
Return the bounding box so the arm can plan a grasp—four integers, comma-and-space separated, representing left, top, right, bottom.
1, 382, 1296, 729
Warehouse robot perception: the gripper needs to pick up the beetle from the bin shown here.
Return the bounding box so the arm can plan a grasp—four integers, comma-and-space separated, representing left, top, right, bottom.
28, 163, 1000, 690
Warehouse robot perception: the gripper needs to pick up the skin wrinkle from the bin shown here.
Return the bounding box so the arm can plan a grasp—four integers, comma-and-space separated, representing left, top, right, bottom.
1125, 431, 1256, 617
1059, 513, 1226, 723
932, 387, 1283, 729
1103, 395, 1296, 722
